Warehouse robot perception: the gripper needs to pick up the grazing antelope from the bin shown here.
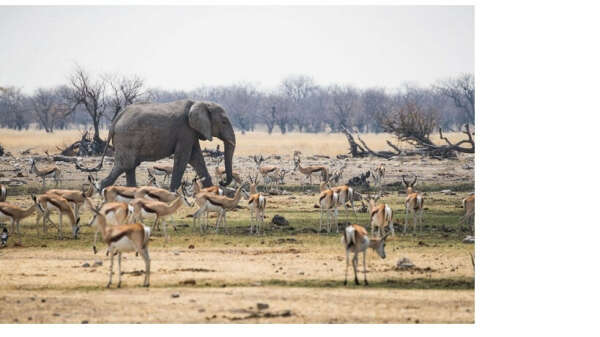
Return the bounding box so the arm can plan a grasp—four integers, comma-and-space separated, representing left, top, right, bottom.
214, 157, 242, 185
318, 183, 339, 233
89, 175, 137, 204
146, 170, 162, 188
276, 169, 288, 185
373, 164, 385, 190
88, 202, 134, 254
463, 193, 475, 232
46, 184, 95, 219
294, 157, 328, 190
148, 164, 173, 184
330, 183, 357, 222
402, 175, 424, 233
32, 194, 80, 239
342, 224, 389, 286
0, 184, 6, 202
253, 155, 280, 190
29, 159, 62, 187
247, 175, 267, 234
89, 206, 151, 288
189, 176, 224, 196
191, 183, 247, 233
330, 163, 347, 185
186, 177, 225, 232
130, 192, 190, 242
365, 193, 394, 236
0, 200, 38, 243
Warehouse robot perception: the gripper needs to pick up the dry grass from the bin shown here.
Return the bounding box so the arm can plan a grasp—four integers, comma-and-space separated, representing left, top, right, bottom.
0, 128, 470, 157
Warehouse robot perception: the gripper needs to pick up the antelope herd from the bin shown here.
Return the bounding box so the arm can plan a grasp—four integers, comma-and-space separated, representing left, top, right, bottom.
0, 152, 474, 288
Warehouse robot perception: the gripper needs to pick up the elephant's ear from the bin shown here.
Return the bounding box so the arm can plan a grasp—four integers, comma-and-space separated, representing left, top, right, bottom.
188, 102, 212, 141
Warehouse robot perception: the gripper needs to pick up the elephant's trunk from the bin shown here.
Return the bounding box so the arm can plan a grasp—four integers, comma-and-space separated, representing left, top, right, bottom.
221, 141, 235, 186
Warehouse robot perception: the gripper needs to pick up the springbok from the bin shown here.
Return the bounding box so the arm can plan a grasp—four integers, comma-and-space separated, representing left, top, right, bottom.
373, 164, 385, 190
318, 182, 339, 233
147, 164, 173, 184
330, 162, 347, 185
46, 184, 95, 219
88, 202, 133, 254
89, 206, 151, 288
189, 176, 224, 196
0, 199, 38, 244
89, 175, 137, 204
294, 157, 328, 190
33, 194, 80, 239
253, 155, 280, 190
402, 175, 424, 233
463, 193, 475, 232
191, 183, 247, 233
130, 191, 190, 242
186, 178, 224, 232
342, 224, 389, 286
0, 184, 6, 202
365, 193, 394, 236
146, 170, 162, 188
330, 183, 357, 222
214, 157, 242, 185
29, 159, 62, 187
247, 174, 267, 234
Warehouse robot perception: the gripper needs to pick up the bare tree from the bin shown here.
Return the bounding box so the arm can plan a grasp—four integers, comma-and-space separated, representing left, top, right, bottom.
104, 73, 145, 121
361, 88, 390, 133
327, 85, 360, 131
30, 86, 77, 132
0, 86, 29, 130
218, 83, 261, 134
281, 75, 317, 132
379, 101, 439, 145
435, 73, 475, 124
68, 65, 107, 149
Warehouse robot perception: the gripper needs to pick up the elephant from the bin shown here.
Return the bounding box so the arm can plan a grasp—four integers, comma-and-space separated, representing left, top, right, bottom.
92, 100, 236, 192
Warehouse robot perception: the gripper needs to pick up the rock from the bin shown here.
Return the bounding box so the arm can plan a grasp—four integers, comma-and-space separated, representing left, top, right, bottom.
440, 189, 456, 195
188, 244, 195, 249
271, 215, 289, 226
396, 258, 415, 269
81, 262, 90, 268
171, 293, 180, 298
81, 320, 89, 324
462, 235, 475, 244
93, 260, 103, 267
257, 303, 269, 310
41, 244, 47, 248
298, 271, 304, 275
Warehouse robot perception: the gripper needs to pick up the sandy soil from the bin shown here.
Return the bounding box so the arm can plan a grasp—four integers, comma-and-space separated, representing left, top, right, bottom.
0, 242, 474, 323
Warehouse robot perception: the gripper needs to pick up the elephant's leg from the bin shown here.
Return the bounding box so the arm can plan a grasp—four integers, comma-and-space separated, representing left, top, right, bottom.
170, 143, 193, 191
188, 142, 213, 187
125, 167, 137, 187
100, 166, 127, 190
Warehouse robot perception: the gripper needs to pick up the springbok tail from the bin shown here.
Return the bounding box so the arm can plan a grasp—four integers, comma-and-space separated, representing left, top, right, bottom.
143, 226, 152, 247
344, 225, 355, 248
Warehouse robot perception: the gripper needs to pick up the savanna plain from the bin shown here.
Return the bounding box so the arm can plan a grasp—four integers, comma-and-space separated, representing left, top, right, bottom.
0, 130, 474, 323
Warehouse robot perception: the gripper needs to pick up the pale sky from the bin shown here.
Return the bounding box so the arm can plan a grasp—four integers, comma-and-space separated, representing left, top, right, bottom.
0, 6, 473, 93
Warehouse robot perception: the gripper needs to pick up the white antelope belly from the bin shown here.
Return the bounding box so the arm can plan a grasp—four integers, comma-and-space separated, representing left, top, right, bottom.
115, 196, 133, 203
111, 236, 137, 252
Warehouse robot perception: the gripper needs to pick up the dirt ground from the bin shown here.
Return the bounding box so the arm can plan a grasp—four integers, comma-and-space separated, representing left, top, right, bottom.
0, 131, 474, 324
0, 238, 473, 323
